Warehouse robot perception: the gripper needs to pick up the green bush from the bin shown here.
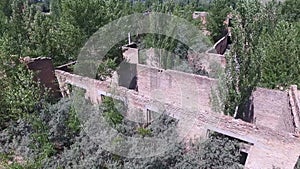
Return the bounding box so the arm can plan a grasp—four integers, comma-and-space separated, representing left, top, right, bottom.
137, 127, 152, 137
102, 97, 124, 126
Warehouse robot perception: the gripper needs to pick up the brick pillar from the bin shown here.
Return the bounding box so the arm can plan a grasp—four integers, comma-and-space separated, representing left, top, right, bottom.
56, 75, 70, 98
289, 85, 300, 136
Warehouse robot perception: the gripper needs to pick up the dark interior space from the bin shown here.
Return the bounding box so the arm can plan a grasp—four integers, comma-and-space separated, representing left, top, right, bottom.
240, 151, 248, 165
117, 62, 138, 90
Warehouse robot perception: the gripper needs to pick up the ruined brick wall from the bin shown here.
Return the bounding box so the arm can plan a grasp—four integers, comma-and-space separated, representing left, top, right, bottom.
56, 61, 76, 73
117, 62, 137, 90
289, 85, 300, 134
122, 46, 139, 64
188, 51, 226, 74
253, 87, 295, 133
203, 34, 228, 68
192, 11, 209, 35
55, 69, 300, 169
214, 34, 229, 55
24, 57, 61, 97
55, 37, 300, 168
136, 64, 217, 113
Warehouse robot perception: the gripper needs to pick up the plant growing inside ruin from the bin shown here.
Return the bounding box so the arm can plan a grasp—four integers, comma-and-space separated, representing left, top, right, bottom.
102, 96, 124, 127
96, 58, 118, 81
137, 127, 152, 137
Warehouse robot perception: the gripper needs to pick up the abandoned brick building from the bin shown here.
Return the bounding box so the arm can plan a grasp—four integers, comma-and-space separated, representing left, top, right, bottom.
26, 40, 300, 169
24, 13, 300, 169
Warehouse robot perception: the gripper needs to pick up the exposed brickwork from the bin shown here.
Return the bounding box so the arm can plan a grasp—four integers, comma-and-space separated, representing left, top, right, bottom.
53, 30, 300, 169
20, 10, 300, 168
122, 46, 139, 64
55, 69, 300, 169
289, 85, 300, 135
192, 11, 209, 35
136, 64, 216, 113
123, 46, 226, 78
23, 57, 61, 97
253, 87, 294, 133
214, 34, 229, 55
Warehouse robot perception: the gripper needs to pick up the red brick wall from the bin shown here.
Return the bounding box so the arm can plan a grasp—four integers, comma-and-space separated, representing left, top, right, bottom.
54, 69, 300, 169
25, 57, 61, 97
136, 64, 217, 113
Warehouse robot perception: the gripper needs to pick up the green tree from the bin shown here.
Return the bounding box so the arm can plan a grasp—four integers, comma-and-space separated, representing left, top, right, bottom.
207, 0, 235, 42
60, 0, 131, 39
259, 21, 300, 88
224, 0, 264, 118
1, 0, 35, 57
0, 66, 43, 129
60, 0, 106, 38
0, 1, 8, 36
0, 0, 45, 128
200, 133, 242, 169
261, 0, 282, 34
50, 0, 62, 19
102, 96, 124, 127
0, 0, 13, 18
281, 0, 300, 22
30, 12, 83, 65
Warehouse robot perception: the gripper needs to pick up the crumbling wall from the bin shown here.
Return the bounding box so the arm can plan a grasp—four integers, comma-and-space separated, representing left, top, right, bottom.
192, 11, 209, 35
55, 69, 300, 169
188, 51, 226, 75
214, 34, 229, 55
253, 88, 294, 133
289, 85, 300, 134
23, 57, 61, 97
136, 64, 217, 113
117, 62, 137, 90
122, 46, 138, 64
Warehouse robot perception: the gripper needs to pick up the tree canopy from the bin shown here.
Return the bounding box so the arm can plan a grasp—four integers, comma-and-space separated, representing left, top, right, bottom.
0, 0, 299, 168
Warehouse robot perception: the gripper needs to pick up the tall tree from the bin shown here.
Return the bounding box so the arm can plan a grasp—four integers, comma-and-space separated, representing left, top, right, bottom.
0, 0, 45, 128
224, 0, 264, 118
207, 0, 235, 42
30, 12, 83, 65
259, 21, 300, 88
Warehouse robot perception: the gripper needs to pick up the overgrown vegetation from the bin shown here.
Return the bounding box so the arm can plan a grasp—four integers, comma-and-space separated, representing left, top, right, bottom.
0, 95, 244, 168
206, 0, 235, 42
259, 21, 300, 88
0, 0, 299, 168
224, 0, 264, 117
102, 97, 124, 127
221, 0, 300, 119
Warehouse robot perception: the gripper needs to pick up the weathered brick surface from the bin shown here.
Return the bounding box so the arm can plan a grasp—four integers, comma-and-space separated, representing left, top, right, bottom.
55, 69, 300, 169
23, 57, 61, 97
122, 46, 139, 64
54, 32, 300, 168
214, 34, 229, 55
289, 85, 300, 134
253, 87, 294, 133
136, 64, 217, 113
